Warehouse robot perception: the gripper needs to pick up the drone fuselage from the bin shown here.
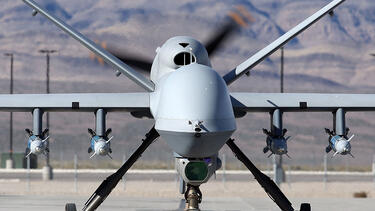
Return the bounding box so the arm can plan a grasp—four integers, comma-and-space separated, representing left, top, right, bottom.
150, 36, 236, 158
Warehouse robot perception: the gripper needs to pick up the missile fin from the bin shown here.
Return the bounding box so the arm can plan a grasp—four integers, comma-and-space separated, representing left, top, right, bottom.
42, 128, 49, 137
105, 128, 112, 137
106, 136, 114, 144
332, 151, 339, 158
88, 128, 96, 137
42, 136, 50, 143
25, 151, 32, 158
25, 128, 33, 136
107, 154, 113, 159
347, 134, 355, 142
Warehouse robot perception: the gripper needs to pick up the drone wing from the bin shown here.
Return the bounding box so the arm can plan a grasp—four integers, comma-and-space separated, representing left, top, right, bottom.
223, 0, 345, 85
231, 93, 375, 114
23, 0, 155, 92
0, 93, 150, 117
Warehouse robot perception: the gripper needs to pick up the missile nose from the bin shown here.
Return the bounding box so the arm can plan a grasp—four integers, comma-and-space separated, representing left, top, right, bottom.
99, 148, 106, 155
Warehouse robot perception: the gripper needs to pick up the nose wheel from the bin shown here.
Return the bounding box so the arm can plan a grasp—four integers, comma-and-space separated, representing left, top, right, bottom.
184, 184, 202, 211
65, 203, 77, 211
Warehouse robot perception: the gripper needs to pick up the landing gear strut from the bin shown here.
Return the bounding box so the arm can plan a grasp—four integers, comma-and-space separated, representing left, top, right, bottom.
226, 138, 311, 211
74, 126, 160, 211
184, 184, 202, 211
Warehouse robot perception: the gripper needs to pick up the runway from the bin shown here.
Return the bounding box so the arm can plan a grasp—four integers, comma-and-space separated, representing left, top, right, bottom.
1, 170, 374, 210
0, 195, 374, 211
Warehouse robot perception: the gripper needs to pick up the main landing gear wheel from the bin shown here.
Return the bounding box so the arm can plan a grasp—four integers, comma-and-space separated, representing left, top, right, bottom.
65, 203, 77, 211
300, 203, 311, 211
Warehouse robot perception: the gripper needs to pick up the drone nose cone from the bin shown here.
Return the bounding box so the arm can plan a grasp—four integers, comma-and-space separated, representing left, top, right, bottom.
335, 140, 350, 154
154, 64, 236, 157
155, 64, 236, 131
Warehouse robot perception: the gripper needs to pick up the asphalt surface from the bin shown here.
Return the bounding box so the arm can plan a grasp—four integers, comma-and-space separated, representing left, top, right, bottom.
0, 195, 374, 211
1, 170, 374, 211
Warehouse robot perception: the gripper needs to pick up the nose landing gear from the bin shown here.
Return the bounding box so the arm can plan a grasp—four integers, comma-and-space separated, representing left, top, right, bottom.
184, 184, 202, 211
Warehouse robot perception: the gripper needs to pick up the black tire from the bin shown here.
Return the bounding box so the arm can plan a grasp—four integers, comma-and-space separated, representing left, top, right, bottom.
300, 203, 311, 211
65, 203, 77, 211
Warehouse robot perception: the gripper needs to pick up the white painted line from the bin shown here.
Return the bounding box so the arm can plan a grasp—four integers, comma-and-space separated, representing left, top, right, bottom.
0, 179, 21, 183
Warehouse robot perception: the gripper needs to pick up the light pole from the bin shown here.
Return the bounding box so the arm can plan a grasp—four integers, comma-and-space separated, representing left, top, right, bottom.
39, 49, 57, 180
273, 47, 286, 186
280, 47, 284, 93
4, 53, 14, 169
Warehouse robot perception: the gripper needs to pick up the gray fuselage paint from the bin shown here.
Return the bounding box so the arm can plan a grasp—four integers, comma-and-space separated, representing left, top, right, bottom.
149, 36, 236, 158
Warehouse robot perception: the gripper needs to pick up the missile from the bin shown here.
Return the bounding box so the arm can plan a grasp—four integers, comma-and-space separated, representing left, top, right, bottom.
88, 128, 113, 159
25, 128, 49, 157
262, 128, 291, 158
329, 135, 354, 158
325, 128, 354, 158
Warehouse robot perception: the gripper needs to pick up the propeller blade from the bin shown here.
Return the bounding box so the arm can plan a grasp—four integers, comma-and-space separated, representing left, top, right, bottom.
205, 20, 237, 57
267, 153, 274, 158
349, 152, 355, 158
112, 54, 152, 73
285, 136, 292, 141
286, 154, 292, 159
90, 5, 254, 73
205, 6, 254, 57
107, 154, 113, 159
91, 41, 152, 72
347, 134, 355, 142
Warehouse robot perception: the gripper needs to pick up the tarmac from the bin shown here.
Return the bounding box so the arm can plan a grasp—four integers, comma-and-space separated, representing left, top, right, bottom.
0, 195, 374, 211
1, 170, 375, 210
